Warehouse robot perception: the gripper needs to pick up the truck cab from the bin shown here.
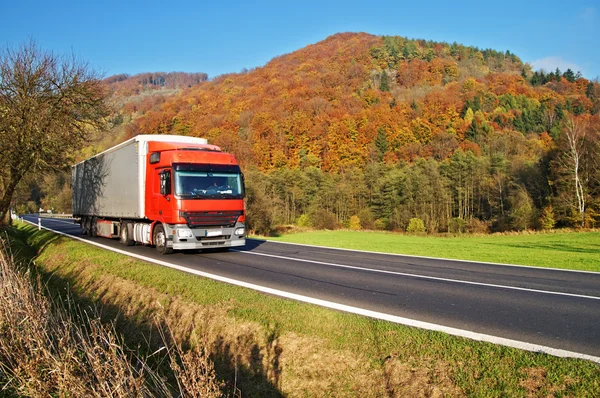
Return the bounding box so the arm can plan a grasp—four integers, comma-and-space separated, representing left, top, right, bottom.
145, 141, 246, 253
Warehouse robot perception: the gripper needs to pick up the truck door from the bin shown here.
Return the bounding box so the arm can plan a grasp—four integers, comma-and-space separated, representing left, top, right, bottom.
148, 168, 173, 222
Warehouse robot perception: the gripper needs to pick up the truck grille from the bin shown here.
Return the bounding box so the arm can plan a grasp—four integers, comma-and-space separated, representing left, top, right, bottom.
180, 210, 242, 228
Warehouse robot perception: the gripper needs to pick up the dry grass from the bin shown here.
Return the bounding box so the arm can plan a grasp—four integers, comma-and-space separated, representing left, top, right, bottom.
383, 357, 464, 398
160, 323, 223, 398
0, 237, 221, 397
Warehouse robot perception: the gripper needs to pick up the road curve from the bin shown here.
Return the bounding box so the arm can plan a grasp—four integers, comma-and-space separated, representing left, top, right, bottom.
22, 215, 600, 362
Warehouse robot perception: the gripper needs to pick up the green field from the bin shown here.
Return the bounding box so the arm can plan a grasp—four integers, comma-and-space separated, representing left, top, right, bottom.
261, 230, 600, 272
4, 223, 600, 396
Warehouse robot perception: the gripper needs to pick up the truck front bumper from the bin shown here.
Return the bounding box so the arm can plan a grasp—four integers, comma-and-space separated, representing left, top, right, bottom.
167, 222, 246, 250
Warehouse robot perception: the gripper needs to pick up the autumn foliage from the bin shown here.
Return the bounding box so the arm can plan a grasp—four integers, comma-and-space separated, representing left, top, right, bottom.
102, 33, 600, 232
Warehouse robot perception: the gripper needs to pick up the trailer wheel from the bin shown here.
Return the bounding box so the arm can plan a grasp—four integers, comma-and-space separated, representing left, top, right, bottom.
81, 216, 90, 235
119, 222, 135, 246
153, 224, 173, 254
84, 216, 96, 237
90, 217, 98, 237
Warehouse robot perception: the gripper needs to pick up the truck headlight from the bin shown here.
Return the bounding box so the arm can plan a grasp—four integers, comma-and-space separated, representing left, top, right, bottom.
235, 227, 245, 236
177, 229, 194, 238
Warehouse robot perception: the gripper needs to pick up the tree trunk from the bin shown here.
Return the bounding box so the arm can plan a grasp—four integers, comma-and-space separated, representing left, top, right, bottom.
564, 117, 586, 227
0, 177, 20, 226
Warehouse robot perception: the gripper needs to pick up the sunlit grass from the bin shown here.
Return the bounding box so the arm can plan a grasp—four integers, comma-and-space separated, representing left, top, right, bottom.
259, 229, 600, 272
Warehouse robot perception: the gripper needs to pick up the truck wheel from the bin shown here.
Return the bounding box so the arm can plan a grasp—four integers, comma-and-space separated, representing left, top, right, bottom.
90, 217, 98, 237
120, 222, 135, 246
154, 224, 173, 254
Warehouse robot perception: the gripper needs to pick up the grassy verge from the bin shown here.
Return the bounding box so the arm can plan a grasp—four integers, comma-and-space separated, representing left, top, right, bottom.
260, 229, 600, 272
5, 222, 600, 396
0, 227, 221, 397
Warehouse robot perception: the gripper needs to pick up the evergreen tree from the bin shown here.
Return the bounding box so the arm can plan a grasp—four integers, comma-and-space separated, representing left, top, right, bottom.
521, 68, 528, 81
464, 96, 482, 114
379, 70, 390, 92
563, 69, 576, 83
573, 102, 585, 115
586, 82, 595, 99
450, 42, 459, 57
554, 68, 562, 81
466, 112, 493, 140
374, 127, 389, 161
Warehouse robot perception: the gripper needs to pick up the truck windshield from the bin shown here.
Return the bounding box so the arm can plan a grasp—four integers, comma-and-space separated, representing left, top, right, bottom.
175, 170, 244, 199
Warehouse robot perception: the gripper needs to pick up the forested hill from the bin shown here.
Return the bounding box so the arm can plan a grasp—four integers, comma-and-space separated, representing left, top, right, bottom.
105, 72, 208, 95
128, 32, 597, 169
113, 32, 599, 233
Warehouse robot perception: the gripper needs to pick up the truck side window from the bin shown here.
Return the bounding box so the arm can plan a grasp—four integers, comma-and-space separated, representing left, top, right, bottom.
159, 170, 171, 195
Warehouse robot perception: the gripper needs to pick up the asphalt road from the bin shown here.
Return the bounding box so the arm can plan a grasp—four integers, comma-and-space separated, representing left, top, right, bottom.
23, 215, 600, 361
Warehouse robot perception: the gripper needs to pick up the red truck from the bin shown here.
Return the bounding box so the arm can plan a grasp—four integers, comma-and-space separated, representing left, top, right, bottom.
72, 135, 246, 254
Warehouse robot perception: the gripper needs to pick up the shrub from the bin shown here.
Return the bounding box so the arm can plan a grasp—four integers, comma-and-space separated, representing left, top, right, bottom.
448, 217, 466, 233
491, 215, 510, 232
309, 208, 338, 230
406, 218, 426, 233
297, 214, 311, 228
374, 218, 387, 230
509, 187, 534, 231
358, 208, 375, 230
540, 206, 556, 230
349, 215, 361, 230
245, 182, 274, 236
467, 218, 489, 234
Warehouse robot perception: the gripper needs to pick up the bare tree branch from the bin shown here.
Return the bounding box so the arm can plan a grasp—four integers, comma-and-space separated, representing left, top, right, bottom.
0, 41, 109, 224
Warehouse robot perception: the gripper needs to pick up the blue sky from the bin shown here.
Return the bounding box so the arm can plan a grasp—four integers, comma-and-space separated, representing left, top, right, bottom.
1, 0, 598, 80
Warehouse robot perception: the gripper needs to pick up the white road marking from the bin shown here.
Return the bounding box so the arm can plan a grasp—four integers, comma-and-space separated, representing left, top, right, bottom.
234, 250, 600, 301
22, 218, 600, 364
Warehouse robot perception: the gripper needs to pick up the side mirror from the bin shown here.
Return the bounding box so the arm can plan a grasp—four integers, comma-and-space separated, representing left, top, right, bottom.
159, 170, 171, 196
